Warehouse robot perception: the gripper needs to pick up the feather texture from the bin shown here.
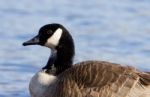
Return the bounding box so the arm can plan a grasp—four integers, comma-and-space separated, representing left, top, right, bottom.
45, 61, 150, 97
24, 24, 150, 97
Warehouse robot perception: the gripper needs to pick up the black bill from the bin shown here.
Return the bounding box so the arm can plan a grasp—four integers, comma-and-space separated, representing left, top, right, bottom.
23, 35, 40, 46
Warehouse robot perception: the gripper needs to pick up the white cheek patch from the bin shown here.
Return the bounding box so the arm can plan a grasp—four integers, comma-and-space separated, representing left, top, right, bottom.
45, 28, 63, 48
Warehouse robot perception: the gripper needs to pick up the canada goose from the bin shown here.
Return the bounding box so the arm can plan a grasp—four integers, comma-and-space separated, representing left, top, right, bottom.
23, 23, 150, 97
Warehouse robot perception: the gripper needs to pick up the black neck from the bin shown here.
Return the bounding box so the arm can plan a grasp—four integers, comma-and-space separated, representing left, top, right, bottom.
43, 30, 75, 75
42, 50, 57, 71
54, 35, 75, 75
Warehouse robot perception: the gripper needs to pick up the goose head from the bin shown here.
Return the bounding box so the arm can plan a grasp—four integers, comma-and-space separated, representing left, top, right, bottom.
23, 23, 70, 49
23, 23, 75, 74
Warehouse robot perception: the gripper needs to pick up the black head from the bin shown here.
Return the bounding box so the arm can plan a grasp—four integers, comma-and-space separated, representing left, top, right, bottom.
23, 23, 75, 74
23, 23, 70, 49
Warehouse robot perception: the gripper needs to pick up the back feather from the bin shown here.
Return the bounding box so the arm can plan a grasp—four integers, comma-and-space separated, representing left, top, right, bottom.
47, 61, 150, 97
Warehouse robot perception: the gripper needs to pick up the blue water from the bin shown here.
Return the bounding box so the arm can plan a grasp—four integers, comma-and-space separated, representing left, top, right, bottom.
0, 0, 150, 97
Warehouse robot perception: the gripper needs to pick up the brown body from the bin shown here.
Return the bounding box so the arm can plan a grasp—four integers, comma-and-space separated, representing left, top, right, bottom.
46, 61, 150, 97
24, 24, 150, 97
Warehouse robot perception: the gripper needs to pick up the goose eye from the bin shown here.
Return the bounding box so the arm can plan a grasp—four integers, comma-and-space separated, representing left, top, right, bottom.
47, 30, 53, 34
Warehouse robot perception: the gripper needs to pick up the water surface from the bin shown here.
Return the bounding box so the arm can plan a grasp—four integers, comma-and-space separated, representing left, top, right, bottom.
0, 0, 150, 97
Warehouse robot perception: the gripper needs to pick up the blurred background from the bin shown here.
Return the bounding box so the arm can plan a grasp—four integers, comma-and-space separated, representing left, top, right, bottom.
0, 0, 150, 97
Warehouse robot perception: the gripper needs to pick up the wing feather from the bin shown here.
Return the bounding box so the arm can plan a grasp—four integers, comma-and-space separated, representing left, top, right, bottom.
51, 61, 150, 97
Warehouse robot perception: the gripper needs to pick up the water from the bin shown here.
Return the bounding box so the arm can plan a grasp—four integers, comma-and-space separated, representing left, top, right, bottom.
0, 0, 150, 97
